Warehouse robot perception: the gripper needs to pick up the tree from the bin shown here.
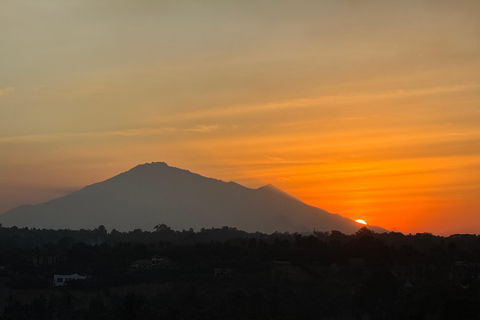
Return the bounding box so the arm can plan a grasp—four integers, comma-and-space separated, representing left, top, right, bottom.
92, 225, 108, 243
355, 226, 374, 238
154, 224, 171, 232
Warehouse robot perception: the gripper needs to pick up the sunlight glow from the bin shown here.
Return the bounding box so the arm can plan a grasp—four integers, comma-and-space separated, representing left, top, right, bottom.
355, 219, 367, 225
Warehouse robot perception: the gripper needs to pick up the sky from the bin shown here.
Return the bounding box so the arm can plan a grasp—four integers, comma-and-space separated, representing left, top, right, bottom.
1, 0, 480, 235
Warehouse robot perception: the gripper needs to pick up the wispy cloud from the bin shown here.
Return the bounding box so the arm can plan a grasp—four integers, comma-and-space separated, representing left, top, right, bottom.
153, 83, 480, 123
0, 124, 228, 143
188, 125, 219, 133
0, 128, 170, 143
0, 87, 14, 97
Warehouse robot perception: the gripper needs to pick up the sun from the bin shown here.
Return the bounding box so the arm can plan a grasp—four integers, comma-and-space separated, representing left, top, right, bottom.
355, 219, 367, 225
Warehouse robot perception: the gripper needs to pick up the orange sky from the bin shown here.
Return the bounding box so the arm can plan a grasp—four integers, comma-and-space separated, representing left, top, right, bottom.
1, 0, 480, 235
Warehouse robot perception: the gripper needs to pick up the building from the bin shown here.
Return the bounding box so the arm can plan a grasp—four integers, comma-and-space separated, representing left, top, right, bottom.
152, 255, 173, 267
130, 259, 154, 269
53, 273, 87, 287
131, 255, 173, 269
32, 255, 59, 266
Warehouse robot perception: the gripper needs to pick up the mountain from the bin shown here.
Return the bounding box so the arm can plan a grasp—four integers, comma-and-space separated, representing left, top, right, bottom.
0, 162, 387, 234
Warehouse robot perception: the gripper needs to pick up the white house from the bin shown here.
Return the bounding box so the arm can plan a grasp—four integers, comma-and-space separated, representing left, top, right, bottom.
53, 273, 87, 287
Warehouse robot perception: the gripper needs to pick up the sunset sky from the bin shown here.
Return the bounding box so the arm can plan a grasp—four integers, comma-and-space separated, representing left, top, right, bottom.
1, 0, 480, 235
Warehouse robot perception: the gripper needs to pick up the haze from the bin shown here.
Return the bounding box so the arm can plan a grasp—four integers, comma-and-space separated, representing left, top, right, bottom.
1, 0, 480, 235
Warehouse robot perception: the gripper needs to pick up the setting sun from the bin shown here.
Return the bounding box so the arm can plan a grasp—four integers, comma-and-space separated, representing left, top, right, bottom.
355, 219, 367, 225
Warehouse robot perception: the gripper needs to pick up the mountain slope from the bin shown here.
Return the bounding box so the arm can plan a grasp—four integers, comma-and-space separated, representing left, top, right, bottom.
0, 162, 387, 234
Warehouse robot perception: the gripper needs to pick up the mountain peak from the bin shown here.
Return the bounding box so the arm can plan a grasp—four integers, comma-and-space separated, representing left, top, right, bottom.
257, 183, 302, 201
259, 183, 278, 190
131, 162, 169, 170
107, 162, 173, 181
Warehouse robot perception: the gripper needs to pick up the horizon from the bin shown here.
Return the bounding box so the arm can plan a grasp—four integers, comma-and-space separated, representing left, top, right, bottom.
2, 1, 480, 236
0, 161, 389, 235
0, 161, 470, 237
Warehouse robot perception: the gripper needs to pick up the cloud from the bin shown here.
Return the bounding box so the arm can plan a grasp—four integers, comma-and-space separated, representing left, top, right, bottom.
0, 128, 170, 143
0, 124, 228, 144
0, 87, 14, 97
151, 83, 480, 124
188, 125, 219, 133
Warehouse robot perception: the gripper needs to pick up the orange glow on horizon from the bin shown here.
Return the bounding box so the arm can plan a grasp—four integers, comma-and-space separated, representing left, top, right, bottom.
1, 1, 479, 236
355, 219, 367, 225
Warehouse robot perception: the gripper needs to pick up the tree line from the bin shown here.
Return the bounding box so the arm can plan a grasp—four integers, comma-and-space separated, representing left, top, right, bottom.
1, 225, 480, 319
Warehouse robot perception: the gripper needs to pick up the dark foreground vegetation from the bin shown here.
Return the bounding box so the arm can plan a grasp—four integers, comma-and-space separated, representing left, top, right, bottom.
1, 224, 480, 319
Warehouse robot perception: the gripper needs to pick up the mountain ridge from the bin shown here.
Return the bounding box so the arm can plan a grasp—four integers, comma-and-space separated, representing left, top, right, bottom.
0, 162, 387, 234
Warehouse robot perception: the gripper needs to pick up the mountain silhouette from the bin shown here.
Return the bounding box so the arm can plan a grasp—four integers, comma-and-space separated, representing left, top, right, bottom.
0, 162, 387, 234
